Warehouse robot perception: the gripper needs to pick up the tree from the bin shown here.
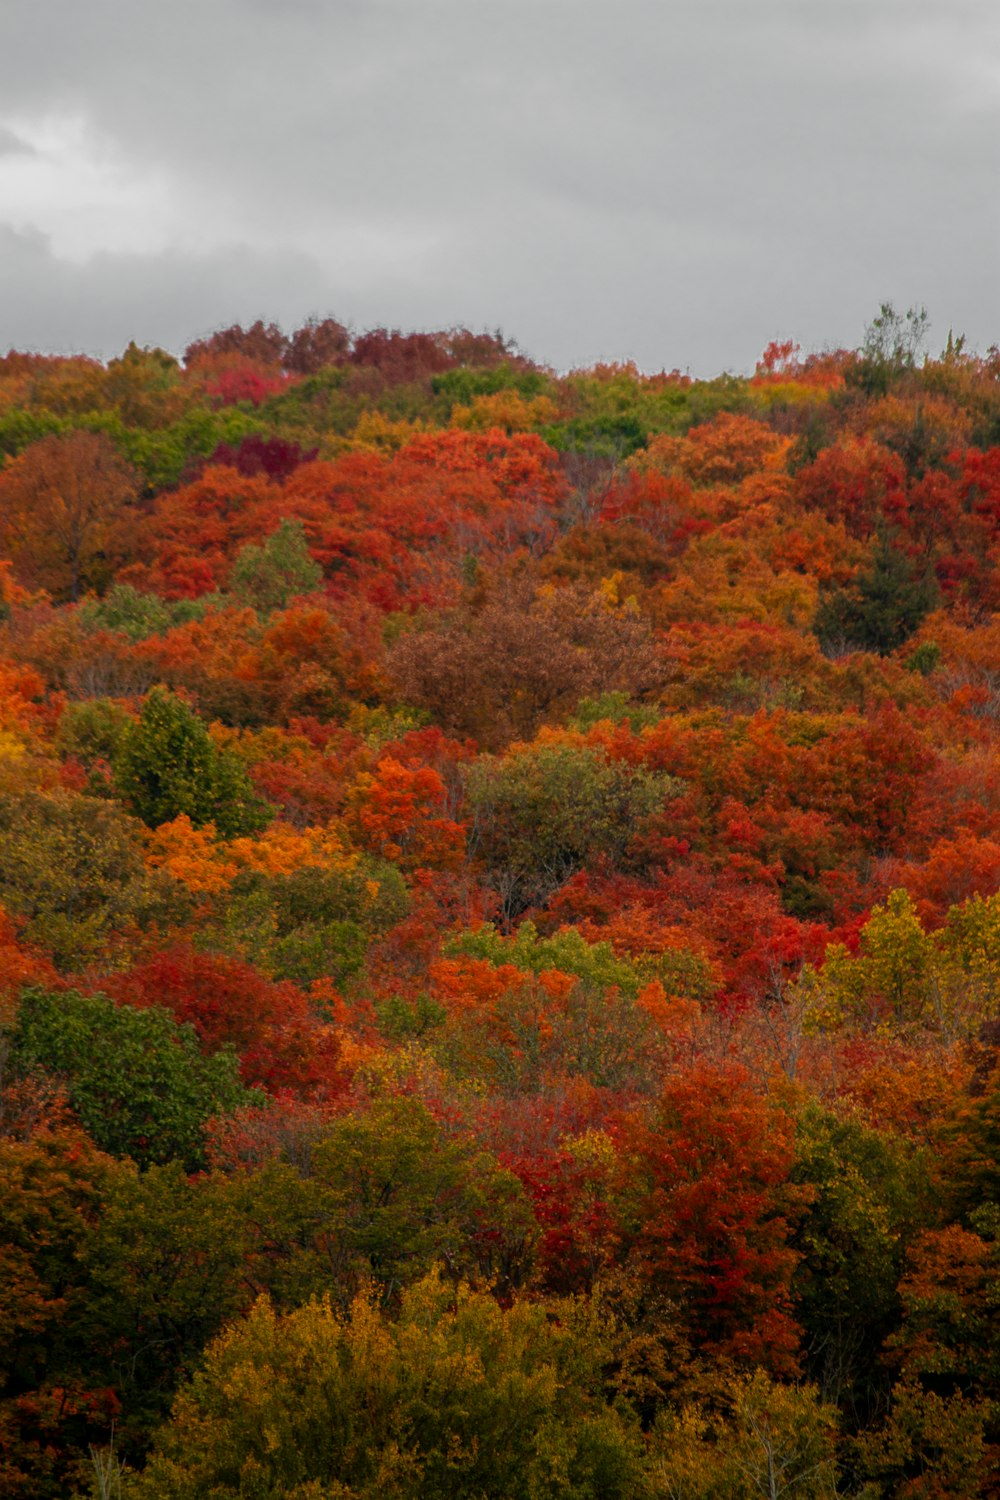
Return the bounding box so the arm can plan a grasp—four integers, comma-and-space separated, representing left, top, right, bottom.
212, 858, 409, 988
0, 1128, 125, 1500
0, 431, 138, 600
104, 945, 346, 1097
0, 790, 185, 972
115, 688, 272, 836
233, 1095, 535, 1305
127, 1271, 646, 1500
283, 317, 351, 375
183, 320, 288, 369
465, 743, 675, 921
387, 579, 663, 750
790, 1103, 926, 1412
793, 437, 907, 539
850, 302, 930, 396
344, 754, 466, 872
228, 519, 322, 613
813, 528, 937, 655
651, 1370, 841, 1500
80, 1162, 251, 1445
8, 987, 258, 1170
621, 1061, 807, 1373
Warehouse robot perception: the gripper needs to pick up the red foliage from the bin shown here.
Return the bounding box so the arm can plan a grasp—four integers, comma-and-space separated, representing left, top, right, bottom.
620, 1061, 808, 1372
104, 946, 347, 1098
794, 437, 908, 537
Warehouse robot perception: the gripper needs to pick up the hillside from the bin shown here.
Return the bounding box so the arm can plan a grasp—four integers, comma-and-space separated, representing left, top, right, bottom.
2, 311, 1000, 1497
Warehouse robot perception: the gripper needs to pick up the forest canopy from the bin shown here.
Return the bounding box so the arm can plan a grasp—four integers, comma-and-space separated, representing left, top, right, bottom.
2, 309, 1000, 1497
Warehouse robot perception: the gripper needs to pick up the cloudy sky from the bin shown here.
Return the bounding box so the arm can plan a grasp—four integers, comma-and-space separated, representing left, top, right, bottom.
0, 0, 997, 374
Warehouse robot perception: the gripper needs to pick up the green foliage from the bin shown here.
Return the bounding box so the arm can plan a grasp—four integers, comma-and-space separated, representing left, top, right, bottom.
0, 790, 185, 969
81, 1163, 250, 1435
791, 1103, 929, 1411
348, 702, 432, 747
466, 744, 674, 920
0, 406, 66, 456
905, 638, 941, 676
8, 987, 258, 1169
118, 406, 267, 489
127, 1270, 646, 1500
213, 860, 408, 986
570, 691, 662, 733
854, 1377, 993, 1500
448, 919, 715, 1004
115, 687, 272, 836
229, 518, 322, 614
77, 585, 210, 643
813, 530, 937, 655
431, 363, 551, 408
235, 1096, 536, 1305
56, 697, 133, 768
542, 412, 648, 460
802, 889, 1000, 1036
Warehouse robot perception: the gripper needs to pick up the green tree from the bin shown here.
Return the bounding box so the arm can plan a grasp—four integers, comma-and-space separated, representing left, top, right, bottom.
213, 860, 409, 987
77, 584, 209, 643
466, 744, 674, 921
0, 790, 185, 970
229, 519, 322, 613
813, 529, 937, 655
81, 1163, 250, 1444
447, 920, 715, 1004
8, 987, 258, 1170
233, 1095, 536, 1306
790, 1103, 928, 1413
115, 687, 272, 835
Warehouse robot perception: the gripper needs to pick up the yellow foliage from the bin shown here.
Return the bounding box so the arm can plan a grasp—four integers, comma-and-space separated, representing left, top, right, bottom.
451, 390, 557, 434
350, 410, 427, 452
0, 731, 27, 765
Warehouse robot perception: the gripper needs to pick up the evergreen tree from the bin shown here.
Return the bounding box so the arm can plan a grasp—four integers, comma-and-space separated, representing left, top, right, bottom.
813, 529, 937, 655
115, 687, 272, 835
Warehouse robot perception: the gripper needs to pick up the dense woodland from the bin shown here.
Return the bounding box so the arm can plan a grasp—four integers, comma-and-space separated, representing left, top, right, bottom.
2, 308, 1000, 1496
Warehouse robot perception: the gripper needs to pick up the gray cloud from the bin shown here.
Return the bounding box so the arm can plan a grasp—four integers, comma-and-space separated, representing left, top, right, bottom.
0, 125, 34, 156
0, 226, 345, 357
0, 0, 997, 373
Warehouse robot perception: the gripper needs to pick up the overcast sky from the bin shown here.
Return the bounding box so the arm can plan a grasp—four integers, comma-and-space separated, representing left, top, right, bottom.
0, 0, 997, 375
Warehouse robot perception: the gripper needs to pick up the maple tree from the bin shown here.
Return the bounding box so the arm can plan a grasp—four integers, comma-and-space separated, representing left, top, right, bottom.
0, 431, 139, 601
620, 1061, 808, 1372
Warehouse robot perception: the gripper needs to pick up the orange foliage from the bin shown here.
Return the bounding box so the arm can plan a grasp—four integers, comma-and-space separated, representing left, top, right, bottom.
144, 814, 357, 894
0, 908, 59, 1018
344, 756, 466, 871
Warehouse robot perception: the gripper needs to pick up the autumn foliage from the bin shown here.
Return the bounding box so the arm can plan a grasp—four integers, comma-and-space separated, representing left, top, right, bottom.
2, 310, 1000, 1495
